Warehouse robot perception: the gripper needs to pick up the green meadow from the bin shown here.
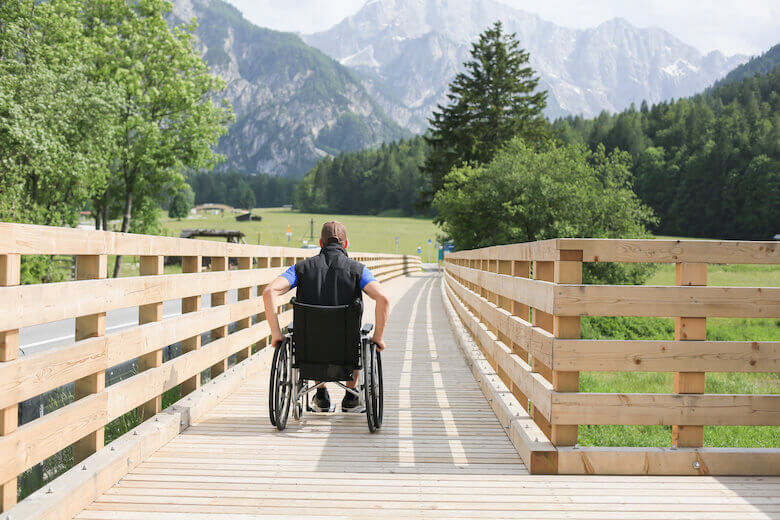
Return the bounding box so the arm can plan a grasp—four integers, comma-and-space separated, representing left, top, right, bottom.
160, 207, 441, 258
580, 262, 780, 448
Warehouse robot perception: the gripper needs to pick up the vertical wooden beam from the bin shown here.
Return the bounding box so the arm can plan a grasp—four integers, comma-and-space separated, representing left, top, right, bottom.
551, 255, 582, 447
73, 254, 107, 464
0, 254, 20, 512
255, 257, 270, 353
512, 260, 531, 352
236, 257, 253, 362
137, 255, 164, 420
673, 262, 707, 448
181, 256, 202, 396
529, 260, 554, 435
210, 256, 229, 378
499, 259, 528, 408
531, 261, 554, 382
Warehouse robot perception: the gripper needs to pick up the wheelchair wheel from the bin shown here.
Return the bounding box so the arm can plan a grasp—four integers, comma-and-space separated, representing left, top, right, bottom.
274, 337, 293, 431
268, 342, 281, 427
268, 338, 293, 431
365, 342, 383, 433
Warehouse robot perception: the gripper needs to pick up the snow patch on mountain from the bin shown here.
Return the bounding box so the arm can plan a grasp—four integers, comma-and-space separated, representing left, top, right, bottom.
305, 0, 748, 130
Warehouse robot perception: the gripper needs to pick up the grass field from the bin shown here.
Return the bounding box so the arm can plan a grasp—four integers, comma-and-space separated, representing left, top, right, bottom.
160, 207, 440, 258
581, 263, 780, 448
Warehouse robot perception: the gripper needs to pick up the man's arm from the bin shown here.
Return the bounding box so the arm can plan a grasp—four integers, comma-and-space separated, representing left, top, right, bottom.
262, 276, 291, 348
363, 281, 390, 351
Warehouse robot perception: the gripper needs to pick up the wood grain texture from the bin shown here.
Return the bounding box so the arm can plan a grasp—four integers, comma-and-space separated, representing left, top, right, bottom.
446, 262, 555, 314
68, 271, 780, 519
551, 393, 780, 426
557, 447, 780, 476
552, 339, 779, 372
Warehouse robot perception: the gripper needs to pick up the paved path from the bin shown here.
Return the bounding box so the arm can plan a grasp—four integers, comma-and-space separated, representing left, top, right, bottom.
76, 272, 780, 519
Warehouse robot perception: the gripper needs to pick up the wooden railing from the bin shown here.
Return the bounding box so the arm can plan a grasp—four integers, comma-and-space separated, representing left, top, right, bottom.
443, 238, 779, 475
0, 223, 421, 512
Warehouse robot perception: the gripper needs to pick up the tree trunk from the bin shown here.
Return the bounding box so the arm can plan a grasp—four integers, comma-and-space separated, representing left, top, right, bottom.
112, 191, 133, 278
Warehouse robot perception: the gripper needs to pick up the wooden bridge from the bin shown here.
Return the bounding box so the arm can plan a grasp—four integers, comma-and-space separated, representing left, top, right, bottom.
1, 223, 778, 519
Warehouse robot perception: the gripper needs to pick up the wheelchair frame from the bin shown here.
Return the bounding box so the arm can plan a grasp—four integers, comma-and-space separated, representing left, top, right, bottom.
269, 322, 383, 433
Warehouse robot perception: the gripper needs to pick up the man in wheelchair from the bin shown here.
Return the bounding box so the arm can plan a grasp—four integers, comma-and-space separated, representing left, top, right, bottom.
262, 221, 390, 415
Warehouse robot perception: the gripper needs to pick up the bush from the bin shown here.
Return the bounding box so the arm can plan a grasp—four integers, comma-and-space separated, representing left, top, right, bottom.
433, 138, 658, 284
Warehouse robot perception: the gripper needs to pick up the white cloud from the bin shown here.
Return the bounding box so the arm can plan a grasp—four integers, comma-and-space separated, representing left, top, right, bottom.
223, 0, 779, 55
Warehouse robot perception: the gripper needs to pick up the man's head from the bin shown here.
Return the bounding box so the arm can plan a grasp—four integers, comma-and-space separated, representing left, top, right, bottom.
320, 221, 348, 248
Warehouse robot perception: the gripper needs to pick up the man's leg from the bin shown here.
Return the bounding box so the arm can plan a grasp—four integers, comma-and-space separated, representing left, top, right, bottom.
341, 370, 364, 412
312, 382, 331, 412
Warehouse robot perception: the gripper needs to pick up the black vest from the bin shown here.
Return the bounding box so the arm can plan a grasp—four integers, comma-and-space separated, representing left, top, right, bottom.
295, 243, 364, 306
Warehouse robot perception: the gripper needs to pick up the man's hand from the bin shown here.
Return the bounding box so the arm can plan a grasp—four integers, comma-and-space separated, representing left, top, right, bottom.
364, 281, 390, 352
263, 276, 292, 350
372, 336, 386, 351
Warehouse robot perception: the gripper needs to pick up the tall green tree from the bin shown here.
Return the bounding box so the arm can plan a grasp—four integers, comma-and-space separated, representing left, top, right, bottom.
423, 21, 548, 201
0, 0, 119, 226
82, 0, 233, 276
552, 65, 779, 239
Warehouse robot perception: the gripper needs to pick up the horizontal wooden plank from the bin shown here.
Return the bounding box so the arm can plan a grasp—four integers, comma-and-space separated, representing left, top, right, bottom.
0, 393, 108, 484
446, 240, 563, 262
551, 393, 780, 426
0, 293, 292, 410
444, 277, 553, 420
445, 272, 554, 368
0, 268, 287, 330
106, 311, 291, 421
446, 262, 555, 314
559, 239, 779, 265
0, 223, 418, 262
0, 223, 304, 258
553, 339, 779, 372
554, 284, 780, 318
557, 446, 780, 476
446, 239, 778, 265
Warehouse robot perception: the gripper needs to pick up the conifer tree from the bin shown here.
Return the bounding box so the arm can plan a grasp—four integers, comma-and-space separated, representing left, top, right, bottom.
423, 21, 548, 200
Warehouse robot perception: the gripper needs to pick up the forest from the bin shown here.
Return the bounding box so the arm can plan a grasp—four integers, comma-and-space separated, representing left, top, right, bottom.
552, 66, 779, 240
293, 136, 429, 216
188, 172, 298, 209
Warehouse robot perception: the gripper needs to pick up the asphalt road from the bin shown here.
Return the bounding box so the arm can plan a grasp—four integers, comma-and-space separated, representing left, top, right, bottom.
18, 289, 245, 358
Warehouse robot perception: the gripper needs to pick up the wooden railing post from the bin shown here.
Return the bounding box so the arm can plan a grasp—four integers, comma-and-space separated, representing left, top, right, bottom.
236, 257, 252, 362
509, 260, 530, 409
210, 256, 229, 378
552, 252, 582, 447
530, 260, 554, 437
255, 257, 270, 353
181, 256, 202, 396
1, 253, 20, 511
137, 255, 164, 420
673, 262, 707, 448
73, 254, 107, 464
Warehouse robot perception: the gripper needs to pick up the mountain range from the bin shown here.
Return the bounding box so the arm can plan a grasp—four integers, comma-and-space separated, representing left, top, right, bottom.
304, 0, 748, 132
171, 0, 752, 176
170, 0, 408, 177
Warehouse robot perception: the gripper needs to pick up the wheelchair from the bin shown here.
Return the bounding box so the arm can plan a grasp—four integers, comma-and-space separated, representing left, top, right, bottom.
268, 297, 383, 433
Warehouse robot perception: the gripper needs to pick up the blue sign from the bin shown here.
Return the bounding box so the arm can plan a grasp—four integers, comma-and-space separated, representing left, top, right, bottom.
427, 238, 432, 244
417, 246, 422, 254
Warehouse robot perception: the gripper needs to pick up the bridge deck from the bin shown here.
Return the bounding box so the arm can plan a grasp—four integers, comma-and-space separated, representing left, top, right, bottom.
77, 273, 779, 519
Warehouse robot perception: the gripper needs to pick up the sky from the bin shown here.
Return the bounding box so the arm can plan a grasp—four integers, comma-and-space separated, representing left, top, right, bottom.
223, 0, 778, 56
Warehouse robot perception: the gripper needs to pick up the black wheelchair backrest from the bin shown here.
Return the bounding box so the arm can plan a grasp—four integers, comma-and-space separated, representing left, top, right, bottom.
291, 297, 363, 381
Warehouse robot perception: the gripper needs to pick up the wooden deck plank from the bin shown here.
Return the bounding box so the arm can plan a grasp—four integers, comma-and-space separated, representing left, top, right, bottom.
78, 272, 780, 520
